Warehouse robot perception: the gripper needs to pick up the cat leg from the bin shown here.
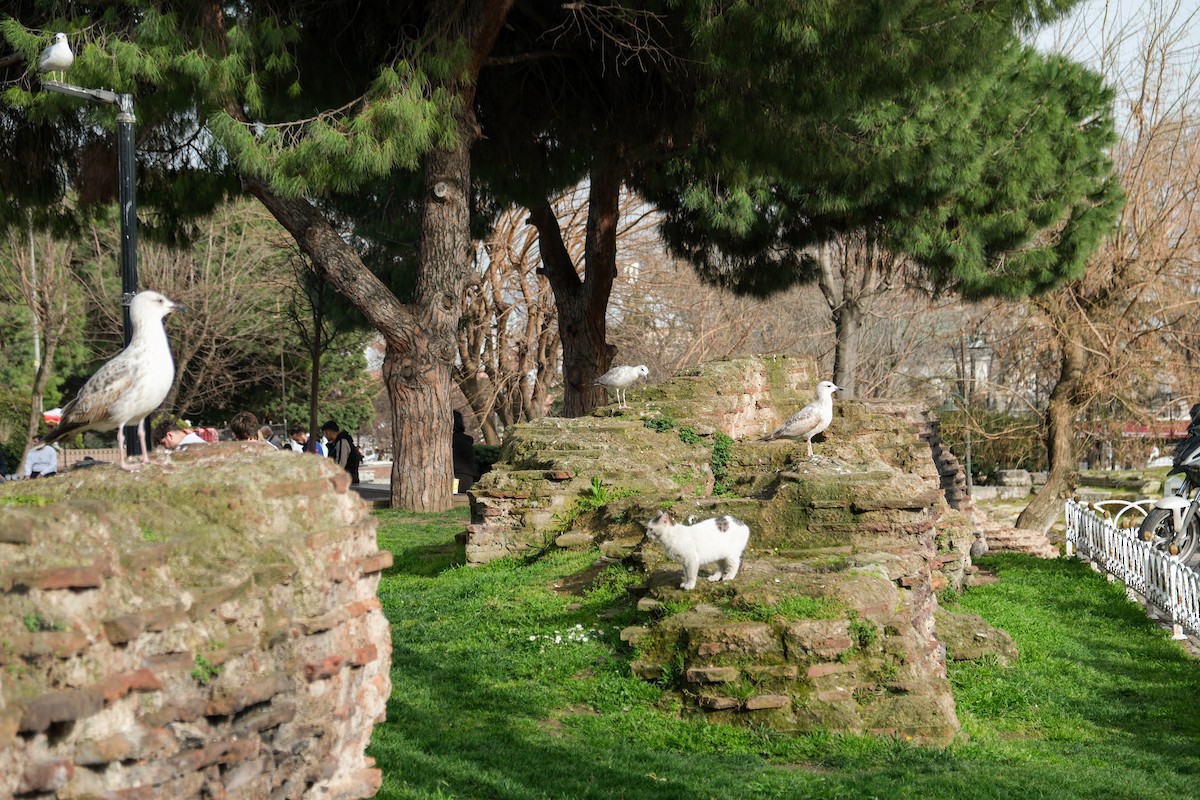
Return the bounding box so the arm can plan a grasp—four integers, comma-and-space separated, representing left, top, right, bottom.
681, 559, 698, 590
707, 565, 724, 582
721, 556, 741, 581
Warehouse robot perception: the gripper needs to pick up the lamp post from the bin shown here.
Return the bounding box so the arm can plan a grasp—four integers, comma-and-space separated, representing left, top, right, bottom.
42, 79, 140, 456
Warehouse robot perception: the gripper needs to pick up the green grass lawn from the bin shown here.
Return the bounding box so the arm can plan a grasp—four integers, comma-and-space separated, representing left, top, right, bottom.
368, 507, 1200, 799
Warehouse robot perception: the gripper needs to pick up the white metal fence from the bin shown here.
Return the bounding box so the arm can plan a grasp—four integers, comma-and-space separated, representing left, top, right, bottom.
1065, 499, 1200, 639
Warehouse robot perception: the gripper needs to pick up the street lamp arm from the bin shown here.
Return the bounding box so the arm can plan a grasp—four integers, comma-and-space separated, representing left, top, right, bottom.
41, 79, 121, 106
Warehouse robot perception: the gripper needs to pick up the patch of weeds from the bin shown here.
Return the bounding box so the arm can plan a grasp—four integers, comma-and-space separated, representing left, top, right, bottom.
643, 417, 677, 433
678, 426, 702, 445
142, 527, 166, 542
191, 654, 221, 685
582, 476, 611, 508
850, 615, 878, 650
0, 494, 50, 508
23, 614, 67, 633
938, 586, 962, 605
711, 432, 734, 495
732, 596, 841, 622
656, 598, 692, 618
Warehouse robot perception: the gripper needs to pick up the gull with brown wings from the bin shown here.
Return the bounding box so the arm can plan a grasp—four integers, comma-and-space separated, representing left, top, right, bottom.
43, 291, 181, 470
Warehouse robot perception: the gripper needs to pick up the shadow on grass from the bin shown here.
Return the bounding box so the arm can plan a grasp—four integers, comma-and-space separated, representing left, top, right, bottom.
958, 555, 1200, 775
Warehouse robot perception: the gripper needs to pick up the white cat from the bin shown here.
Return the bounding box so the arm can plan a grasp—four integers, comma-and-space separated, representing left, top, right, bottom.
644, 511, 750, 591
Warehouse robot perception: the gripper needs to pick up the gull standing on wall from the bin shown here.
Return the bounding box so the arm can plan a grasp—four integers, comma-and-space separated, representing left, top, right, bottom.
761, 380, 840, 457
43, 291, 182, 471
596, 364, 649, 409
38, 32, 73, 81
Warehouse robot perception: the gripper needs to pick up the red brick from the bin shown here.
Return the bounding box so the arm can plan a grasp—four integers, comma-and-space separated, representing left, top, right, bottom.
0, 707, 22, 741
544, 470, 573, 481
103, 606, 186, 645
329, 471, 352, 493
98, 669, 164, 703
18, 758, 74, 794
685, 666, 739, 684
807, 662, 856, 679
348, 643, 378, 667
345, 596, 382, 618
0, 516, 34, 543
12, 564, 105, 590
205, 671, 290, 716
699, 696, 740, 710
745, 694, 790, 710
143, 650, 195, 674
263, 478, 329, 498
357, 550, 394, 575
19, 687, 104, 732
230, 700, 296, 737
817, 688, 854, 702
75, 733, 133, 765
303, 655, 346, 682
0, 630, 89, 665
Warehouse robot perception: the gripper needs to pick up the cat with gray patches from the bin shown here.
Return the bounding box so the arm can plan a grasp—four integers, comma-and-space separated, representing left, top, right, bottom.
644, 510, 750, 591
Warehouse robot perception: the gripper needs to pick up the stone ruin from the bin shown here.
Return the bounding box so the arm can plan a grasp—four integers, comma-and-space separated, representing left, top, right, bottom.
0, 445, 391, 799
466, 354, 1015, 745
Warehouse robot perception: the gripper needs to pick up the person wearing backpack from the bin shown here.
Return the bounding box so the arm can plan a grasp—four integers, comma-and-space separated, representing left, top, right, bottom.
322, 419, 361, 484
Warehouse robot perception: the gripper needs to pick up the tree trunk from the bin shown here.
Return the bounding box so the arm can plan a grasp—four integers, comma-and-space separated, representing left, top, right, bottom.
242, 0, 511, 511
1015, 333, 1086, 533
530, 159, 621, 417
831, 302, 861, 399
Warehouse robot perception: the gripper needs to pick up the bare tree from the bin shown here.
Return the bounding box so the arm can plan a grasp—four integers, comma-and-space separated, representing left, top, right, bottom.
0, 219, 83, 466
1017, 0, 1200, 531
77, 201, 294, 423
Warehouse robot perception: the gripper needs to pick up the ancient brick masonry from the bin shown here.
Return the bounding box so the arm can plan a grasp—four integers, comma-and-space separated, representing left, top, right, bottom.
0, 445, 392, 800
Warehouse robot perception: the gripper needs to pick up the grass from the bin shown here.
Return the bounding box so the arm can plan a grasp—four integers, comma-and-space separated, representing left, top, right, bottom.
369, 507, 1200, 799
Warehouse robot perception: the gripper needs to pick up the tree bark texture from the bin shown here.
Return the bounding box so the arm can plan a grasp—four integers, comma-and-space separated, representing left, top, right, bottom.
530, 158, 622, 417
1015, 333, 1086, 533
246, 178, 460, 510
245, 0, 512, 511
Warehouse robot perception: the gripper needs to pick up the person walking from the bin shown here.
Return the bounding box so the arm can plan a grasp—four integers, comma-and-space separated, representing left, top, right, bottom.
452, 410, 480, 493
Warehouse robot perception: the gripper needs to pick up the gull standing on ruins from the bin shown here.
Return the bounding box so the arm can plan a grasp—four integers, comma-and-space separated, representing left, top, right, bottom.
760, 380, 840, 457
38, 32, 73, 80
596, 364, 649, 409
43, 291, 182, 470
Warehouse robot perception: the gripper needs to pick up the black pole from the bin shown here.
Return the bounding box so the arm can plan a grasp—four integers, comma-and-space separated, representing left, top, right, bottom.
40, 81, 142, 459
116, 92, 140, 458
117, 93, 139, 341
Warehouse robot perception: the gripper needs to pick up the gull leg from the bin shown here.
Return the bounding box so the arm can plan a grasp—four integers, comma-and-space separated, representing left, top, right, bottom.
137, 419, 153, 465
806, 439, 814, 458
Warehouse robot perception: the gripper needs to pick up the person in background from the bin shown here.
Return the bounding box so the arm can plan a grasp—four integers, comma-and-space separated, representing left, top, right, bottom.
322, 419, 360, 483
155, 421, 208, 451
288, 426, 325, 455
452, 410, 480, 493
23, 434, 58, 479
259, 425, 284, 449
230, 411, 264, 442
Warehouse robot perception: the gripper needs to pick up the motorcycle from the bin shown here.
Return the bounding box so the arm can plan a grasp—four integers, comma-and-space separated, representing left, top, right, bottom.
1138, 404, 1200, 563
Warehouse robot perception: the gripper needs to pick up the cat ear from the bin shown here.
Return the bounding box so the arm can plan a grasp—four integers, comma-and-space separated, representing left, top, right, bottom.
660, 512, 673, 525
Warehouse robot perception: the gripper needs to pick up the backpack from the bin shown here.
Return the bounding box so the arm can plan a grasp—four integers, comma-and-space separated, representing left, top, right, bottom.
345, 436, 363, 473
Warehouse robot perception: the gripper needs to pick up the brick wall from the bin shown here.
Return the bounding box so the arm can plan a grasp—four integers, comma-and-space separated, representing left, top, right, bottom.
0, 444, 392, 799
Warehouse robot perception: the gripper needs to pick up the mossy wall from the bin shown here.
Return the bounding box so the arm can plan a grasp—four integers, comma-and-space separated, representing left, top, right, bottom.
468, 355, 989, 745
0, 445, 391, 799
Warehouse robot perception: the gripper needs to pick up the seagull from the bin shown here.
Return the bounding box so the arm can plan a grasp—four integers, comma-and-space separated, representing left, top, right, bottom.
595, 364, 649, 409
38, 32, 74, 81
43, 291, 181, 471
760, 380, 840, 457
